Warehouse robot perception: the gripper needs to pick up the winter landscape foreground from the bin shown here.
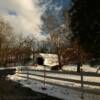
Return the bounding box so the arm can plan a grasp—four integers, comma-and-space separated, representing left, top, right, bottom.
8, 65, 100, 100
0, 0, 100, 100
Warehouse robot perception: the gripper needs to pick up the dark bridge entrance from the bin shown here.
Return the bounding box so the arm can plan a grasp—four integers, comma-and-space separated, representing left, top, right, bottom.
36, 57, 44, 65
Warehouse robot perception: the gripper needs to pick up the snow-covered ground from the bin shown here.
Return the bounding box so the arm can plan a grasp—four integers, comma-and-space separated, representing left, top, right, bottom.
22, 65, 100, 85
8, 74, 100, 100
8, 65, 100, 100
0, 66, 17, 70
62, 65, 100, 73
14, 65, 100, 89
22, 64, 100, 73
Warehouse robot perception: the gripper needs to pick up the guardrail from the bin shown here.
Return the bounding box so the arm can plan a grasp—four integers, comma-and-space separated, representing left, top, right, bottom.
16, 67, 100, 96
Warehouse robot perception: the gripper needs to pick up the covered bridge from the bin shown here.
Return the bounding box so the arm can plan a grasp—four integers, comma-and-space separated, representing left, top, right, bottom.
33, 53, 58, 66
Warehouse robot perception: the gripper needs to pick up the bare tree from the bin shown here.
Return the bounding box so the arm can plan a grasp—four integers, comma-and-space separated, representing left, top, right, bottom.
49, 26, 68, 69
44, 12, 71, 69
0, 17, 15, 67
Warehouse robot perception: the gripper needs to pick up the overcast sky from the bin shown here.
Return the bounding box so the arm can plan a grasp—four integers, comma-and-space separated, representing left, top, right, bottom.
0, 0, 70, 40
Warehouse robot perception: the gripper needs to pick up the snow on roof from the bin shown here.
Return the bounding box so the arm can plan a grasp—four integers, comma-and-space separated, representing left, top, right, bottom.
39, 53, 58, 58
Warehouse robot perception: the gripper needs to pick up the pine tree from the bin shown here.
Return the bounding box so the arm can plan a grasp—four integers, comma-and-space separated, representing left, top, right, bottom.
69, 0, 100, 70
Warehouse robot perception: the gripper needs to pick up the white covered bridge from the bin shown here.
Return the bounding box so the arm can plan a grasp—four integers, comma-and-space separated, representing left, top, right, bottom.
32, 53, 58, 66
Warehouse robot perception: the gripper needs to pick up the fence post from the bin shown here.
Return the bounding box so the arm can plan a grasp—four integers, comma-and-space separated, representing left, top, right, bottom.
80, 68, 84, 100
26, 67, 29, 81
42, 65, 47, 90
16, 67, 19, 78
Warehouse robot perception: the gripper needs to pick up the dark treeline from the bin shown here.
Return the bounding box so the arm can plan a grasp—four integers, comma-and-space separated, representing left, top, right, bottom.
69, 0, 100, 71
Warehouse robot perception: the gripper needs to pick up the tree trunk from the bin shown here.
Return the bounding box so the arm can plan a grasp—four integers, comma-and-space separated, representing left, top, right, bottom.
77, 62, 82, 73
58, 53, 62, 69
32, 51, 34, 64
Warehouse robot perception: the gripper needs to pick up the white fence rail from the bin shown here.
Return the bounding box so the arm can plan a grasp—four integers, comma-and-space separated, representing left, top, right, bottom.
16, 67, 100, 95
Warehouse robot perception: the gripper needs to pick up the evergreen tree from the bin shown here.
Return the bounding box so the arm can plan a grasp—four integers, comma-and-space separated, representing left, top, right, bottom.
69, 0, 100, 69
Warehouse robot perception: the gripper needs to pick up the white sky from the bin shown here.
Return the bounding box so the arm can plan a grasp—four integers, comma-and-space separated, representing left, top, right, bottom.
0, 0, 47, 40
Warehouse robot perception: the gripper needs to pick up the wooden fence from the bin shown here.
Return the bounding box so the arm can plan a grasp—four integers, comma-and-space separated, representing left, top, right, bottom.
16, 67, 100, 96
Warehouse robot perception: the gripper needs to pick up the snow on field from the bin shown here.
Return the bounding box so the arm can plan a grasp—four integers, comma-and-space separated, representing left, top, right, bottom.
7, 65, 100, 100
8, 74, 100, 100
62, 65, 100, 73
23, 65, 100, 84
14, 65, 100, 89
0, 67, 17, 70
14, 64, 100, 73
